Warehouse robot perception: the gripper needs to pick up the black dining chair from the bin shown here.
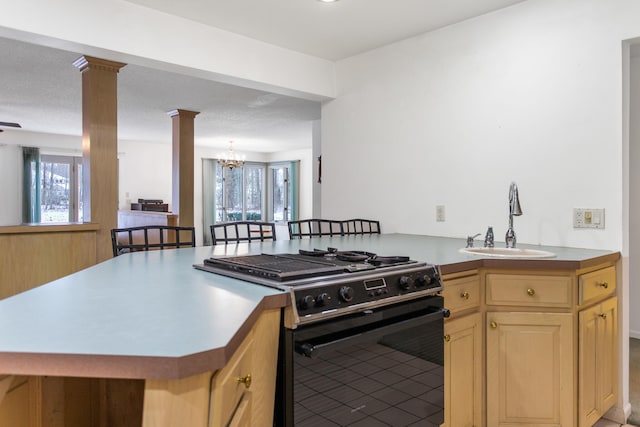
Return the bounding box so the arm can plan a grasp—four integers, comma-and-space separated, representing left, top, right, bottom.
210, 221, 277, 245
111, 225, 196, 257
342, 219, 381, 235
287, 219, 344, 239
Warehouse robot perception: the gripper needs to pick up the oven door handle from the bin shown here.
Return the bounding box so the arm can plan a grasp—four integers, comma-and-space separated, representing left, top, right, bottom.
294, 308, 448, 358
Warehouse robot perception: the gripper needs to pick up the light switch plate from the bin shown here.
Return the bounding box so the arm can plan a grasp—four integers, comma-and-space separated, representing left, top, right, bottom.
573, 208, 605, 229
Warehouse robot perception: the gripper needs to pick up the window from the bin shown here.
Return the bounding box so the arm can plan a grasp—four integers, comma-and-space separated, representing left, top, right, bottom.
271, 165, 291, 222
23, 148, 83, 223
215, 164, 265, 222
40, 155, 83, 223
203, 159, 299, 245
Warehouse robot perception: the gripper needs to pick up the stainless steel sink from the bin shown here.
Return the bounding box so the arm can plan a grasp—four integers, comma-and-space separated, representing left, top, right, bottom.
459, 247, 556, 259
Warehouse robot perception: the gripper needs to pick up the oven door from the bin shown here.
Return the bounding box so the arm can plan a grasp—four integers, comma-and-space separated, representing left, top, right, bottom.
276, 296, 447, 427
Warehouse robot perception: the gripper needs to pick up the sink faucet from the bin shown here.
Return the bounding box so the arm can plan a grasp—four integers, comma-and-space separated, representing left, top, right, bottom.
466, 233, 481, 248
484, 226, 494, 248
505, 182, 523, 248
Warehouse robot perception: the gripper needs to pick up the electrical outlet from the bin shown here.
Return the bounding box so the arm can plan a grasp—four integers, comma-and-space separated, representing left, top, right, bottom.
573, 208, 605, 229
436, 205, 445, 222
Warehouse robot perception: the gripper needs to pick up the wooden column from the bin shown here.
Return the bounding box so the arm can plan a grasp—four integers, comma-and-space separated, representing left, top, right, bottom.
168, 109, 199, 227
73, 56, 126, 262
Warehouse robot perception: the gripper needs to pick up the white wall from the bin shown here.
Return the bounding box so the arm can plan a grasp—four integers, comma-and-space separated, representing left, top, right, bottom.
322, 0, 640, 251
117, 139, 173, 209
0, 143, 22, 225
0, 132, 313, 244
118, 140, 313, 245
319, 2, 639, 419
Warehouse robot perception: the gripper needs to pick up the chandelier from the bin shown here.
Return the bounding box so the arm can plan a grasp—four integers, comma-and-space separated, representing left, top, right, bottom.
217, 141, 245, 169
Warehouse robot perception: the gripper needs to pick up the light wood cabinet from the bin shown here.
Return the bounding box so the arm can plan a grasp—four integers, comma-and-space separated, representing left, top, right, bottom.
0, 224, 98, 299
209, 331, 254, 426
442, 273, 481, 314
579, 267, 616, 305
479, 265, 617, 427
485, 273, 572, 308
0, 376, 38, 427
486, 311, 574, 426
141, 308, 281, 427
0, 375, 117, 427
227, 393, 252, 427
442, 272, 483, 427
443, 311, 483, 427
579, 296, 618, 426
209, 308, 280, 427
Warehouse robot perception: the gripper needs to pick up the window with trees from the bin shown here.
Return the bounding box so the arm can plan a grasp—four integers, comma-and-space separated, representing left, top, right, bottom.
203, 159, 299, 245
23, 149, 83, 224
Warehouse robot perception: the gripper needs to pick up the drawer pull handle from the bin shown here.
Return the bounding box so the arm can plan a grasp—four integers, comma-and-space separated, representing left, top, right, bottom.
490, 321, 497, 329
527, 288, 535, 296
236, 374, 252, 389
444, 334, 451, 342
460, 291, 470, 300
598, 281, 609, 289
598, 313, 607, 319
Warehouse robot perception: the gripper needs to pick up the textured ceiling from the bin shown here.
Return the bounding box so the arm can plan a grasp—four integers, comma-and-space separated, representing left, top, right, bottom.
0, 37, 320, 152
0, 0, 528, 151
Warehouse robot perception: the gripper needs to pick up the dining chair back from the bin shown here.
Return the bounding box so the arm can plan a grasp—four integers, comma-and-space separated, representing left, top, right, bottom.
210, 221, 277, 245
287, 219, 344, 239
111, 225, 196, 257
342, 219, 381, 235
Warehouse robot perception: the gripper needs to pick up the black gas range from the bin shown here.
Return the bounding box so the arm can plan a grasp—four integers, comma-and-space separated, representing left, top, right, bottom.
197, 247, 447, 427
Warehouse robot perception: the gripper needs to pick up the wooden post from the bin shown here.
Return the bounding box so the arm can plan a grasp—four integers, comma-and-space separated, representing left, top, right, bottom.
73, 56, 126, 262
167, 109, 199, 227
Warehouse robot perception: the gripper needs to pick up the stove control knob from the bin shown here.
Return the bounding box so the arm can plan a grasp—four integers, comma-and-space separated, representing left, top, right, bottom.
416, 274, 433, 287
298, 295, 315, 310
315, 293, 330, 307
399, 276, 414, 290
339, 286, 355, 302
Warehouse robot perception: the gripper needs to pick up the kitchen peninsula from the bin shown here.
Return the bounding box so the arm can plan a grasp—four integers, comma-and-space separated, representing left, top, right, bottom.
0, 234, 621, 427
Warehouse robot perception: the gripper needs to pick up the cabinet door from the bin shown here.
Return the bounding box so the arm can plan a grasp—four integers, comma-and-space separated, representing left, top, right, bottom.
486, 312, 573, 426
443, 312, 483, 427
228, 393, 252, 427
579, 297, 617, 427
0, 377, 35, 427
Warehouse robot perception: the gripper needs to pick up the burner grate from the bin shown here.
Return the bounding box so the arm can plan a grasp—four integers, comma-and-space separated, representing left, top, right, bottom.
203, 254, 346, 280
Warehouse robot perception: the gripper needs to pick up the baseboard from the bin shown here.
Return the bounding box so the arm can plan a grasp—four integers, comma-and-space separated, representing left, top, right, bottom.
604, 401, 632, 423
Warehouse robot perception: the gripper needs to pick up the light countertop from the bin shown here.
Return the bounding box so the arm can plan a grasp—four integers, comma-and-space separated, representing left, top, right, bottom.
0, 234, 619, 380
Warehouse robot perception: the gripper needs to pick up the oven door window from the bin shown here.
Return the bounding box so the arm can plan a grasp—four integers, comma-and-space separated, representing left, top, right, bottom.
289, 308, 444, 427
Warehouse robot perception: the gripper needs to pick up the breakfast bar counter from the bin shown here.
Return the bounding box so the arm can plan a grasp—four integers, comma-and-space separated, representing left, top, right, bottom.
0, 234, 621, 427
0, 234, 619, 380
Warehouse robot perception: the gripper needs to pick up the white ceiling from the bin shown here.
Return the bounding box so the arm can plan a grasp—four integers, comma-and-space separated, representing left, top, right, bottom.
0, 0, 527, 152
126, 0, 527, 61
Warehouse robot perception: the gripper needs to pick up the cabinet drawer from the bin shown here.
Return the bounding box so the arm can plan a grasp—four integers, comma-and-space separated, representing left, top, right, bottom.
486, 274, 572, 308
443, 275, 480, 314
579, 267, 615, 305
210, 333, 254, 426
